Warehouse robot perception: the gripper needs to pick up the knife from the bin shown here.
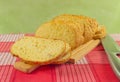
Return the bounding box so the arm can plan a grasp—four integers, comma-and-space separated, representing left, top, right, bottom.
101, 34, 120, 79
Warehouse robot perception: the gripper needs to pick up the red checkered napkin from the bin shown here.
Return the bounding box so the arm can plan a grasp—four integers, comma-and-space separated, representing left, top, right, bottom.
0, 34, 120, 82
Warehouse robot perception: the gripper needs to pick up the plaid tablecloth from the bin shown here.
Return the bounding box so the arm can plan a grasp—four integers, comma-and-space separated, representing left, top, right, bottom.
0, 34, 120, 82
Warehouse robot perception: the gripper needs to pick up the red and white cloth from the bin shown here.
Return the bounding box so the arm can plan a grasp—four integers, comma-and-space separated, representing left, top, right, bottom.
0, 34, 120, 82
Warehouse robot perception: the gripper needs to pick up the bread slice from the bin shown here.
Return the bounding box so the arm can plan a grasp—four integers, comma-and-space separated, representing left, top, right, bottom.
11, 36, 66, 64
53, 43, 71, 64
52, 14, 85, 47
35, 21, 77, 49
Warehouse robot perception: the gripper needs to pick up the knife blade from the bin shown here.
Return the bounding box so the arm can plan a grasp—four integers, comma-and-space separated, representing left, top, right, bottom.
101, 34, 120, 79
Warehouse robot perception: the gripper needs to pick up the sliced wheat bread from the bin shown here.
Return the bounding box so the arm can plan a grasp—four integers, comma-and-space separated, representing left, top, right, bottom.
11, 36, 66, 64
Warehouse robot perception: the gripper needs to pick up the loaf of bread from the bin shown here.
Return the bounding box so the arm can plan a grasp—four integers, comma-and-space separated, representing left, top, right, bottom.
11, 14, 106, 73
35, 14, 106, 50
11, 36, 67, 64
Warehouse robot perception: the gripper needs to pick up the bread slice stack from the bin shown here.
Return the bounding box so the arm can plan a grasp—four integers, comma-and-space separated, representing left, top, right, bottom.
10, 14, 106, 73
12, 39, 100, 73
11, 36, 71, 65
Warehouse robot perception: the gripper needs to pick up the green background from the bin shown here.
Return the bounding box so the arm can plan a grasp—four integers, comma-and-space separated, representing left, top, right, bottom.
0, 0, 120, 34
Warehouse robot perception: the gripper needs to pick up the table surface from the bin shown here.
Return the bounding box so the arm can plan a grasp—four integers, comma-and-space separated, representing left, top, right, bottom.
0, 34, 120, 82
0, 0, 120, 34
